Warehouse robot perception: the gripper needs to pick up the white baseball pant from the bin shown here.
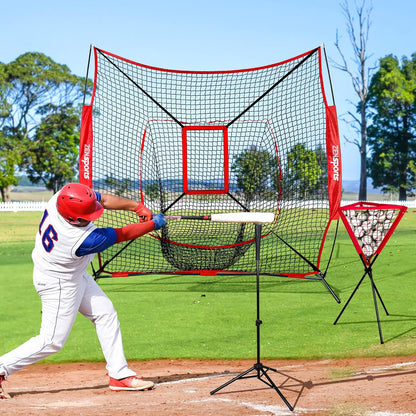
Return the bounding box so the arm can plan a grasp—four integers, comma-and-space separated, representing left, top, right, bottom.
0, 269, 136, 380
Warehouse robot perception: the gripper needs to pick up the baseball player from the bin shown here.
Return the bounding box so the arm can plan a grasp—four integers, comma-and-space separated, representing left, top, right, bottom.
0, 183, 165, 399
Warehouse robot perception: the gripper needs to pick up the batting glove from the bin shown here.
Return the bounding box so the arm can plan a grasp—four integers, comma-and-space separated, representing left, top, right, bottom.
152, 213, 166, 230
134, 202, 152, 223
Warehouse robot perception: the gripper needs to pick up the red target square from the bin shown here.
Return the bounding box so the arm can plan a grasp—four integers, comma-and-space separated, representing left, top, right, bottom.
182, 126, 229, 195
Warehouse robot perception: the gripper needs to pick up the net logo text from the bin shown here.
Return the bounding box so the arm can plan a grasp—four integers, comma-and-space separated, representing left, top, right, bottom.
330, 145, 340, 181
82, 144, 91, 180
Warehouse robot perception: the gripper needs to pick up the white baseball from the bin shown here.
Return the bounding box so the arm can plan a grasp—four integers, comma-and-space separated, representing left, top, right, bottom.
376, 223, 384, 232
357, 212, 368, 222
377, 214, 386, 223
354, 226, 365, 238
362, 244, 374, 257
362, 235, 373, 245
375, 210, 385, 218
372, 230, 383, 242
361, 221, 372, 232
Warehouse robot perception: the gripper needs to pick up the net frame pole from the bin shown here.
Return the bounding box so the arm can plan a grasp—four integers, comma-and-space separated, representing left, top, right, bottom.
82, 44, 92, 106
210, 223, 293, 411
271, 230, 340, 303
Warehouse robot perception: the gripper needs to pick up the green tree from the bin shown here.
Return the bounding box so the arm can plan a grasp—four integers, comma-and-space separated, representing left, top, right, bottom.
0, 52, 89, 199
104, 175, 132, 197
367, 54, 416, 200
231, 146, 278, 205
0, 62, 17, 200
5, 52, 85, 135
23, 104, 80, 193
145, 181, 162, 201
286, 143, 322, 199
334, 0, 375, 201
0, 134, 20, 201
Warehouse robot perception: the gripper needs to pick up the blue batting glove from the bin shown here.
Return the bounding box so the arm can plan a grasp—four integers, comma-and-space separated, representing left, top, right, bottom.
152, 213, 166, 230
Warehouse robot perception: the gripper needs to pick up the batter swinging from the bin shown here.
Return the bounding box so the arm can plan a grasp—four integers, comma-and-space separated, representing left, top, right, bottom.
0, 183, 165, 399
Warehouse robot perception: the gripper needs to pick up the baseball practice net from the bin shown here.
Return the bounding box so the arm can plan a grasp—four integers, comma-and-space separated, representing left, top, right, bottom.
80, 46, 341, 280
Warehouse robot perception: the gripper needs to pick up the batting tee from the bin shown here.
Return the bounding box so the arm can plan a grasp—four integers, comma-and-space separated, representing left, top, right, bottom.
79, 46, 342, 289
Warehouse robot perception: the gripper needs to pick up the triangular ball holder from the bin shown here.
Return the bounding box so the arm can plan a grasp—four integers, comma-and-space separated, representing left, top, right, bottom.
334, 201, 407, 344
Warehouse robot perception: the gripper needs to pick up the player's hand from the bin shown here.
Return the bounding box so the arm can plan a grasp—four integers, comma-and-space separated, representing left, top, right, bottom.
134, 202, 152, 223
152, 213, 166, 230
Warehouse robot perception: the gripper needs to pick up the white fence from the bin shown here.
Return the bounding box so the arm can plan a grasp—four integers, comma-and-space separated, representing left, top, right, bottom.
0, 201, 47, 212
1, 199, 415, 212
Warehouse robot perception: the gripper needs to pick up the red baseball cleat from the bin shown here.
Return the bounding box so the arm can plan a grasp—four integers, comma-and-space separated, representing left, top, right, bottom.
109, 376, 154, 391
0, 375, 11, 400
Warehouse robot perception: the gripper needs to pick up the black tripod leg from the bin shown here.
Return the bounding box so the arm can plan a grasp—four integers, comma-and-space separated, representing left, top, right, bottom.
334, 272, 367, 325
320, 275, 341, 303
210, 366, 256, 395
259, 365, 294, 411
368, 270, 384, 344
372, 280, 389, 315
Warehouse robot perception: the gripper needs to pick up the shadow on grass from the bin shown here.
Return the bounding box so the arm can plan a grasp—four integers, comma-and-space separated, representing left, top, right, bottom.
334, 313, 416, 343
98, 273, 342, 298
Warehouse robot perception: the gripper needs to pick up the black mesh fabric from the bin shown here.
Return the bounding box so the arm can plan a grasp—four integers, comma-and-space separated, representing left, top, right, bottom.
87, 46, 337, 277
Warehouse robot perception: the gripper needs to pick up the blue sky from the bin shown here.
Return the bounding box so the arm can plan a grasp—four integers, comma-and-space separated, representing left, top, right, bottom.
3, 0, 416, 181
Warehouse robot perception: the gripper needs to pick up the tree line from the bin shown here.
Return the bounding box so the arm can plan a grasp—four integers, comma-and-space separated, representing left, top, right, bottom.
1, 43, 416, 202
0, 52, 91, 201
335, 0, 416, 200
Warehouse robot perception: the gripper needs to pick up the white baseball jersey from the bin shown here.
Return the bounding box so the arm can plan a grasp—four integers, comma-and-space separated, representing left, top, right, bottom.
32, 192, 97, 280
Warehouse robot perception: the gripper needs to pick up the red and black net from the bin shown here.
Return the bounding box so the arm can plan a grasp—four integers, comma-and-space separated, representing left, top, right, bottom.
339, 202, 407, 266
79, 46, 341, 278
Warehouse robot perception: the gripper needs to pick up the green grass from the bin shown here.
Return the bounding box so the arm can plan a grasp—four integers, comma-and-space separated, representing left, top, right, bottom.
1, 210, 416, 365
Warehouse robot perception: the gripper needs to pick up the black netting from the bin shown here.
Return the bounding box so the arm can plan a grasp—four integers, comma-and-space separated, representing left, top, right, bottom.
88, 47, 336, 276
339, 203, 407, 265
344, 209, 397, 259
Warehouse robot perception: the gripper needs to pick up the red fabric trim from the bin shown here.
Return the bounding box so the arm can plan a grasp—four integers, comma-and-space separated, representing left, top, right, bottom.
112, 272, 130, 277
340, 201, 407, 211
79, 105, 93, 187
94, 46, 318, 75
95, 269, 320, 278
316, 217, 334, 270
326, 106, 342, 220
149, 232, 277, 250
139, 127, 147, 203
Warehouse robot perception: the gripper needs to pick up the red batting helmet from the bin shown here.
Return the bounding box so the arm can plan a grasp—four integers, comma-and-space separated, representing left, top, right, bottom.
57, 183, 104, 224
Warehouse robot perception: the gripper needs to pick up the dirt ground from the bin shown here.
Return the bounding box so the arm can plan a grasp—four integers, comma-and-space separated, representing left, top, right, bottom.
1, 356, 416, 415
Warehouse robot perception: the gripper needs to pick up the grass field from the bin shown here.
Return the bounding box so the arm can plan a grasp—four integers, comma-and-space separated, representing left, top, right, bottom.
0, 209, 415, 365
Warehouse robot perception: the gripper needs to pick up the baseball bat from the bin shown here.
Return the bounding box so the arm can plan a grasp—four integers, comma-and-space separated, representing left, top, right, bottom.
163, 212, 274, 224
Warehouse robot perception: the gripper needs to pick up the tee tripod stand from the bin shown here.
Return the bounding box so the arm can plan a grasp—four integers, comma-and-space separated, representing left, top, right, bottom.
210, 223, 293, 412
